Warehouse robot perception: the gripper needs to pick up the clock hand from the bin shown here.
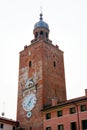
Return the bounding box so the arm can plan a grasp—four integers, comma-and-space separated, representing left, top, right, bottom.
27, 100, 31, 106
27, 97, 33, 105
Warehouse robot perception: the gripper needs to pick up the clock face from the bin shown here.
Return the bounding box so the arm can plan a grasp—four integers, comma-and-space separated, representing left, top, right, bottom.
23, 93, 37, 111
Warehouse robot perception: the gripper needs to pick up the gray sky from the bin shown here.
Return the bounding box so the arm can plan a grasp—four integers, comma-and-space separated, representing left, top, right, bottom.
0, 0, 87, 120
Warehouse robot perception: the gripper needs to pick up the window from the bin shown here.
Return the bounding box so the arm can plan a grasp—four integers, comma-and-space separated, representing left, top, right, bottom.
53, 61, 56, 67
70, 107, 76, 114
80, 105, 86, 112
82, 120, 87, 130
40, 31, 44, 36
0, 123, 4, 128
35, 32, 38, 38
46, 32, 48, 38
30, 127, 32, 130
46, 127, 51, 130
57, 110, 62, 117
71, 122, 77, 130
58, 124, 64, 130
46, 113, 51, 120
29, 61, 32, 68
13, 126, 16, 130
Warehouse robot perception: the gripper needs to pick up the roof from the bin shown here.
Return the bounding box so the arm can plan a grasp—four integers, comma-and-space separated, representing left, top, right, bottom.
0, 116, 19, 126
42, 96, 87, 111
34, 13, 49, 30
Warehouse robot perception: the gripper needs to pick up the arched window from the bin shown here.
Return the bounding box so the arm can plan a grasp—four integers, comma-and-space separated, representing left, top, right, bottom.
46, 32, 48, 38
40, 31, 44, 36
35, 32, 38, 38
53, 61, 56, 67
29, 61, 32, 68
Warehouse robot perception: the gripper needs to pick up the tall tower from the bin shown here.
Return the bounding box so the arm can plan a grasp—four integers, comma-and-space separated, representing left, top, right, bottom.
17, 13, 67, 130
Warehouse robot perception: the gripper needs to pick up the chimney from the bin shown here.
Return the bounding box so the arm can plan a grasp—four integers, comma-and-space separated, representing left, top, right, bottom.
52, 97, 58, 106
85, 89, 87, 96
24, 45, 27, 49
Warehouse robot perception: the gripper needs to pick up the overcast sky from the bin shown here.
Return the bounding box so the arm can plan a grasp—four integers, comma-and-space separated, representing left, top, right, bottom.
0, 0, 87, 120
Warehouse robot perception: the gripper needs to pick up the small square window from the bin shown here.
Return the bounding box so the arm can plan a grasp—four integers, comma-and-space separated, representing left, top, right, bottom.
82, 120, 87, 129
46, 127, 51, 130
46, 113, 51, 120
71, 122, 77, 130
13, 126, 15, 130
0, 123, 4, 128
57, 110, 62, 117
80, 105, 86, 112
58, 124, 64, 130
30, 127, 32, 130
70, 107, 76, 114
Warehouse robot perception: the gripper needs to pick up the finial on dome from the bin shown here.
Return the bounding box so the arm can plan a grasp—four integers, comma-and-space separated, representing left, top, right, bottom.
40, 6, 43, 21
40, 13, 43, 21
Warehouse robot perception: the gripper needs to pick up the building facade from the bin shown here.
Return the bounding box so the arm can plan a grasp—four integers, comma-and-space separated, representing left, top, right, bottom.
16, 13, 87, 130
0, 117, 18, 130
42, 90, 87, 130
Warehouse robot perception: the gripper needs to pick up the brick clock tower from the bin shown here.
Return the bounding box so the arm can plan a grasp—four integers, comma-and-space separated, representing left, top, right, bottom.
17, 13, 67, 130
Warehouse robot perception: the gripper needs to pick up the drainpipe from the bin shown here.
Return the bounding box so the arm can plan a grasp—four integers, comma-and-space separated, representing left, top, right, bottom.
74, 103, 80, 130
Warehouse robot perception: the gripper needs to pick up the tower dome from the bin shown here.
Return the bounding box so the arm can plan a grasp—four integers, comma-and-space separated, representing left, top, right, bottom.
32, 13, 51, 44
34, 13, 49, 30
